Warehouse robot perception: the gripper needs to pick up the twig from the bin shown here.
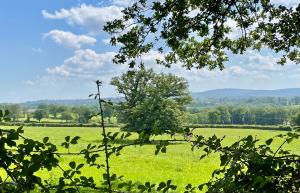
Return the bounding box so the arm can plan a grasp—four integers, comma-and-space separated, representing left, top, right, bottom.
96, 80, 112, 193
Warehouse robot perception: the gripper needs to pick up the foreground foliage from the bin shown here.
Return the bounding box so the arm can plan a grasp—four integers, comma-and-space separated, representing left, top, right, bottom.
104, 0, 300, 69
193, 132, 300, 192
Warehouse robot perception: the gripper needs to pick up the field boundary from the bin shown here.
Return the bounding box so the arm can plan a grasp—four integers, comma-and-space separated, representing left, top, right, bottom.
0, 122, 294, 131
0, 122, 122, 128
186, 124, 293, 131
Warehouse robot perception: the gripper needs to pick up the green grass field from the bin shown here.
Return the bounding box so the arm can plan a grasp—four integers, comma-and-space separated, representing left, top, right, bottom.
1, 126, 299, 192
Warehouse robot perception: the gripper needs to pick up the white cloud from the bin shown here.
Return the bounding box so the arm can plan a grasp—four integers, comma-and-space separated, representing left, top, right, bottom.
44, 30, 96, 49
47, 66, 71, 77
227, 66, 249, 76
126, 50, 254, 87
47, 49, 169, 79
102, 38, 111, 45
23, 80, 36, 86
137, 49, 300, 91
47, 49, 124, 79
45, 47, 300, 93
112, 0, 133, 6
237, 50, 285, 72
224, 19, 243, 39
46, 49, 167, 83
270, 0, 299, 6
42, 4, 123, 34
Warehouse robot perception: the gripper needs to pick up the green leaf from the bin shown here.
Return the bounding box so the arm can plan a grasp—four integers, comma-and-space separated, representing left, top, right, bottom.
103, 173, 109, 180
110, 174, 117, 181
157, 182, 166, 190
28, 163, 41, 174
155, 145, 161, 155
266, 138, 273, 145
69, 161, 76, 169
198, 184, 205, 191
65, 136, 70, 142
70, 136, 80, 144
220, 154, 228, 166
43, 137, 49, 144
76, 164, 84, 170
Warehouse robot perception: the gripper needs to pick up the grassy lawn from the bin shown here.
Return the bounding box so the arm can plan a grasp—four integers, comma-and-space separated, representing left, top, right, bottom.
1, 126, 299, 192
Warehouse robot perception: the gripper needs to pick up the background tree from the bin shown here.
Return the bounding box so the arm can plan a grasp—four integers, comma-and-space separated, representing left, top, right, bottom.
26, 113, 31, 122
103, 103, 115, 124
231, 107, 246, 124
217, 106, 231, 124
291, 111, 300, 126
33, 109, 47, 122
208, 110, 221, 124
37, 103, 48, 110
61, 111, 73, 122
111, 68, 192, 141
48, 104, 59, 118
47, 105, 69, 119
73, 106, 94, 123
2, 104, 23, 121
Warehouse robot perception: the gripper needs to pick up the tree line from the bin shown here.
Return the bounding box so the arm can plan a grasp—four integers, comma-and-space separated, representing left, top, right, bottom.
189, 96, 300, 108
187, 105, 300, 126
3, 99, 300, 126
0, 103, 115, 124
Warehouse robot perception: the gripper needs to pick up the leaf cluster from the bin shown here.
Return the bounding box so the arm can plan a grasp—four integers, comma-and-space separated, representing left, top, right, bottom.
104, 0, 300, 69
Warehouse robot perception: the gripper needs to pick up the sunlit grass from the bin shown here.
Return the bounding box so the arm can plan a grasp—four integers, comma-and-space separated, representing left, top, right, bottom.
1, 126, 299, 192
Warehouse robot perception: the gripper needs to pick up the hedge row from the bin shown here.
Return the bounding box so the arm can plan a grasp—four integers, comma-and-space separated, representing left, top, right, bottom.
0, 122, 295, 131
0, 122, 122, 128
186, 124, 293, 131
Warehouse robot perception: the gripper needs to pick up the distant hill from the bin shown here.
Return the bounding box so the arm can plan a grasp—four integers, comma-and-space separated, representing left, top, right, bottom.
4, 88, 300, 108
23, 98, 123, 108
191, 88, 300, 99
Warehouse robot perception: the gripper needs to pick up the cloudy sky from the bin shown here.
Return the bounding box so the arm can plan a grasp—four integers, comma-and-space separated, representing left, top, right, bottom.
0, 0, 300, 103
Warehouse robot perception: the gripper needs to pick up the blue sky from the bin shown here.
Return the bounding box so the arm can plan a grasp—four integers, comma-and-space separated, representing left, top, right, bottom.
0, 0, 300, 103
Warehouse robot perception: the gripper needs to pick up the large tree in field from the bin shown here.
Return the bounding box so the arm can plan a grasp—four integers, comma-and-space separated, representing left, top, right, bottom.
111, 68, 192, 141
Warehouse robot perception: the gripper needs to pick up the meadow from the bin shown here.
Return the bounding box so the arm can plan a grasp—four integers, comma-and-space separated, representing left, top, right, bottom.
1, 126, 299, 192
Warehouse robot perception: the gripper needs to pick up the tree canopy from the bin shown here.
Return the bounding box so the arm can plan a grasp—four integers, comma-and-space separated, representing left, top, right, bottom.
104, 0, 300, 70
111, 68, 192, 140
